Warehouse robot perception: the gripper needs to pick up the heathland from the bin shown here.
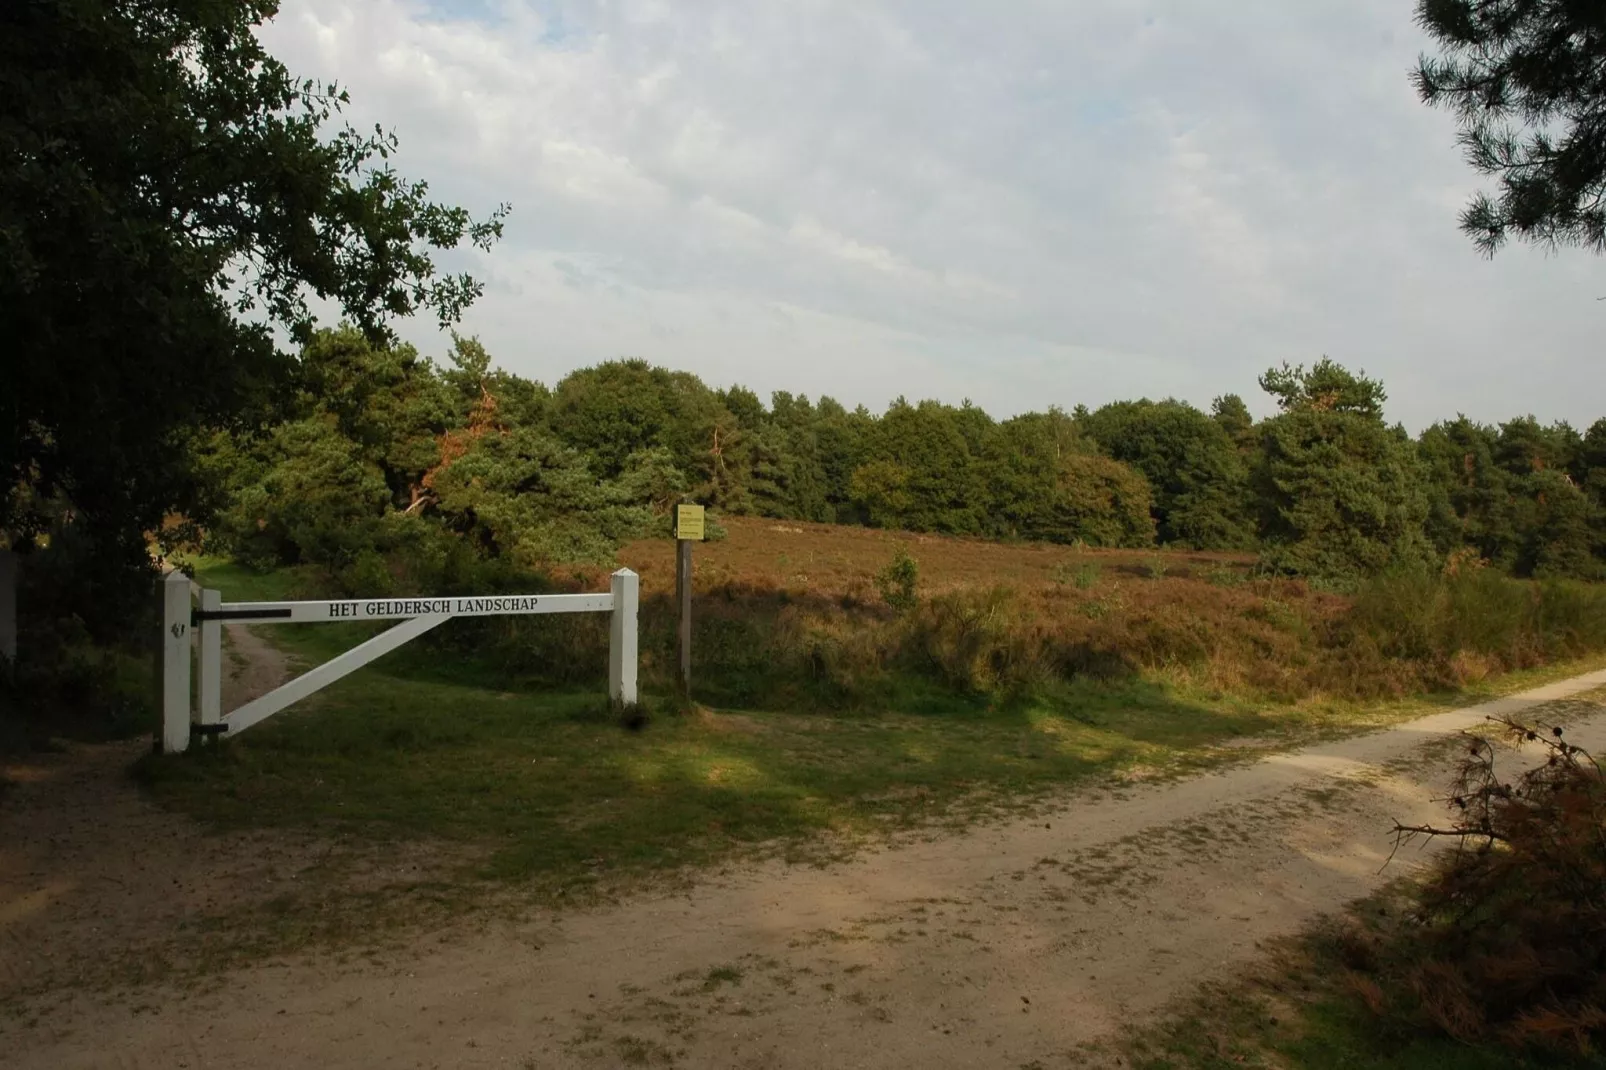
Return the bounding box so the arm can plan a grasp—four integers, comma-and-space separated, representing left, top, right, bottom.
7, 329, 1606, 1070
9, 4, 1606, 1065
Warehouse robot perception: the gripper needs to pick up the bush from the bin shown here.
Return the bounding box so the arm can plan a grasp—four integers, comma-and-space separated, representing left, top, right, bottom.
874, 546, 920, 613
903, 587, 1043, 694
1, 523, 157, 748
1051, 558, 1101, 589
1349, 716, 1606, 1057
1344, 564, 1606, 675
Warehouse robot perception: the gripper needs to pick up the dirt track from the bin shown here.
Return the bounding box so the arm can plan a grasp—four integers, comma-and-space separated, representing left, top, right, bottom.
4, 653, 1605, 1069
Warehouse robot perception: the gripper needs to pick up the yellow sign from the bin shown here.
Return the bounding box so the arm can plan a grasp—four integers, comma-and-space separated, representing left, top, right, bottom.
675, 504, 706, 541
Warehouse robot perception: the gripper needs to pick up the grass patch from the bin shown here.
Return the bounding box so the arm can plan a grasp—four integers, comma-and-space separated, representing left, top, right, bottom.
138, 671, 1248, 892
127, 552, 1606, 978
702, 964, 744, 989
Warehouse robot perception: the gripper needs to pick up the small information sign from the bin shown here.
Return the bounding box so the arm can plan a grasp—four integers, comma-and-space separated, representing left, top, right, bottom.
675, 504, 706, 541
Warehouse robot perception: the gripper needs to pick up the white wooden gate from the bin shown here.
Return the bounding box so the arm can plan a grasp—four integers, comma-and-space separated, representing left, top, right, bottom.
157, 569, 639, 753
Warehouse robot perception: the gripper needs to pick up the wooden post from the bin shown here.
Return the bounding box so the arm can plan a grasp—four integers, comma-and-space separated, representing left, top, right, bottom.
676, 538, 692, 697
609, 568, 639, 707
674, 501, 706, 700
159, 571, 192, 754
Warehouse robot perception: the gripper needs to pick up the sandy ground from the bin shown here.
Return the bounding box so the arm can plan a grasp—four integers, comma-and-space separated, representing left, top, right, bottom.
0, 624, 308, 1000
3, 648, 1605, 1069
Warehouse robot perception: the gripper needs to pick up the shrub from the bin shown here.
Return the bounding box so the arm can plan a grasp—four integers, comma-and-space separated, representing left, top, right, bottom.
1352, 717, 1606, 1057
903, 587, 1043, 694
1051, 559, 1101, 589
1, 523, 157, 748
874, 546, 920, 613
1344, 566, 1606, 675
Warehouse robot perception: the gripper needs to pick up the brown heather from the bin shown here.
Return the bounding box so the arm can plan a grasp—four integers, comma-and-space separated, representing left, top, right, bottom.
518, 517, 1606, 709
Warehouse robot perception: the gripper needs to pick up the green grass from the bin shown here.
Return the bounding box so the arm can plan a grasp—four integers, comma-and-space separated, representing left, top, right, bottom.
129, 558, 1606, 977
138, 668, 1272, 889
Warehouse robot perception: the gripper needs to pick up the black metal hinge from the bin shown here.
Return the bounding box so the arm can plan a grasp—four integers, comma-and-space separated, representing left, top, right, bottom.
192, 608, 293, 625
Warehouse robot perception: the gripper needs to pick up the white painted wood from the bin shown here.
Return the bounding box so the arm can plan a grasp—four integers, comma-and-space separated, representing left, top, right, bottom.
0, 549, 16, 663
216, 592, 610, 624
160, 571, 193, 754
184, 581, 624, 745
198, 588, 222, 727
609, 568, 639, 707
224, 614, 449, 736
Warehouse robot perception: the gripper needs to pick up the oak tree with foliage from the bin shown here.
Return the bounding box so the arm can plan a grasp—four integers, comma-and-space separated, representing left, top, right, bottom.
1079, 399, 1255, 549
1, 0, 506, 618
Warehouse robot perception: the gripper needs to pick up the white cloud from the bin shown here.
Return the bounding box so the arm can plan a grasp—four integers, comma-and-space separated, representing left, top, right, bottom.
260, 0, 1605, 431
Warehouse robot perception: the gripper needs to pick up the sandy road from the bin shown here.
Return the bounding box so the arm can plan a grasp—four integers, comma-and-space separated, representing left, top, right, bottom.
4, 667, 1606, 1069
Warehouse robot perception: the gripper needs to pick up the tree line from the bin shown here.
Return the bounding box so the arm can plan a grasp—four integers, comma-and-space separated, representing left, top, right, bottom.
193, 327, 1606, 590
7, 0, 1606, 646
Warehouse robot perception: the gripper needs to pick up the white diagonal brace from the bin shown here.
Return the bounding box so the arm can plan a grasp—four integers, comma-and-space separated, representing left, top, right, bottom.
224, 614, 450, 737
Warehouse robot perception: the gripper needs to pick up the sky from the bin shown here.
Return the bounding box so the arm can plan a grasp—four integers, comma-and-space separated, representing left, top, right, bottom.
261, 0, 1604, 432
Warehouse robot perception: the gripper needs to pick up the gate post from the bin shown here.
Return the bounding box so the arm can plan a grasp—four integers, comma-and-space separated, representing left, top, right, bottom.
198, 588, 222, 730
160, 571, 192, 753
608, 568, 639, 707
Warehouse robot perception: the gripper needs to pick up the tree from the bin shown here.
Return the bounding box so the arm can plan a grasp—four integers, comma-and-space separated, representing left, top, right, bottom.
223, 414, 394, 568
1211, 393, 1257, 452
1418, 416, 1521, 566
547, 360, 723, 481
1415, 0, 1606, 256
1580, 419, 1606, 509
1, 0, 506, 600
858, 399, 992, 535
442, 333, 550, 431
767, 392, 832, 522
813, 397, 873, 522
1419, 414, 1603, 578
1079, 399, 1255, 549
293, 327, 457, 507
849, 459, 915, 530
1254, 361, 1433, 579
1495, 417, 1600, 577
427, 427, 658, 568
1041, 453, 1155, 548
1259, 358, 1388, 419
199, 328, 456, 567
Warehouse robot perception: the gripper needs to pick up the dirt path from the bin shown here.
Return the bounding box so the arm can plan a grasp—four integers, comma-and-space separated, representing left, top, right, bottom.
4, 669, 1605, 1070
218, 622, 293, 713
0, 623, 303, 1005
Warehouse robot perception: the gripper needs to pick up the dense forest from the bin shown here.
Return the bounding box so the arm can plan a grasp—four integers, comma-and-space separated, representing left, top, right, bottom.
187, 326, 1606, 595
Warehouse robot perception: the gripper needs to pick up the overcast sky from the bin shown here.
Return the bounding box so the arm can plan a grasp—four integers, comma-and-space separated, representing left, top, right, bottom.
263, 0, 1603, 432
